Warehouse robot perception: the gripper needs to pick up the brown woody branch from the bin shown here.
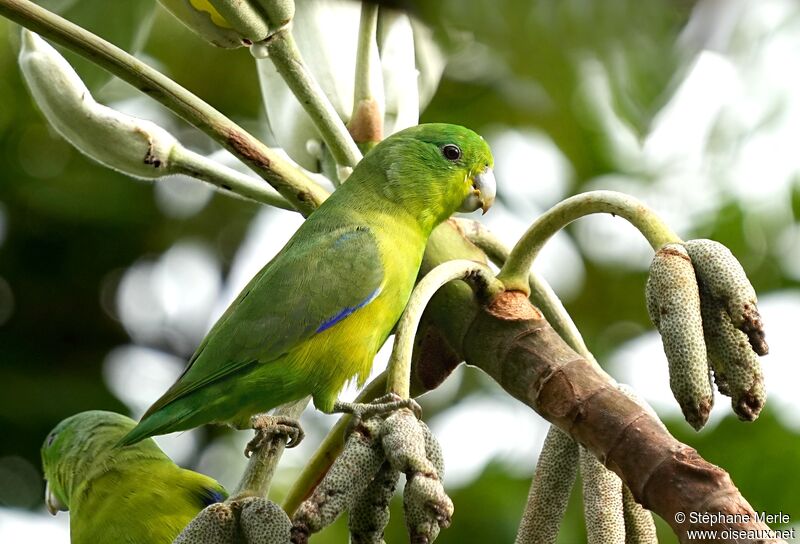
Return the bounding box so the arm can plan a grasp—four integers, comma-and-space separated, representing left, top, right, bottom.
414, 221, 783, 544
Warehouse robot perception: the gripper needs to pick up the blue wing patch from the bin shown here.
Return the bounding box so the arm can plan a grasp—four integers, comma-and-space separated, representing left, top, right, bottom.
200, 488, 227, 507
316, 287, 382, 333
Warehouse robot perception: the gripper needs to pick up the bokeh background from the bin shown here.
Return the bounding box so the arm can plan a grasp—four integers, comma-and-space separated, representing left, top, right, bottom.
1, 0, 800, 542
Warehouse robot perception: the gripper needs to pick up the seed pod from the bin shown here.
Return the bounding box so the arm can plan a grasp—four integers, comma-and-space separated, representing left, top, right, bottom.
382, 409, 453, 543
580, 447, 625, 544
515, 426, 578, 544
239, 497, 293, 544
684, 239, 768, 356
646, 244, 713, 430
622, 485, 658, 544
699, 293, 766, 421
174, 502, 238, 543
349, 462, 400, 544
18, 31, 179, 179
291, 417, 384, 543
157, 0, 246, 48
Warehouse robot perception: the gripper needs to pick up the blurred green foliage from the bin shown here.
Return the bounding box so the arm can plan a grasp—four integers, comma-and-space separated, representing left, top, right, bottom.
0, 1, 798, 543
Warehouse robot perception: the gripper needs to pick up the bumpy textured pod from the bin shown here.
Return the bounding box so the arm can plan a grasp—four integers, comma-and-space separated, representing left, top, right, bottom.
19, 31, 179, 179
622, 486, 658, 544
239, 498, 293, 543
291, 417, 384, 543
157, 0, 246, 47
684, 239, 768, 356
174, 498, 291, 543
646, 244, 714, 430
580, 448, 625, 544
700, 293, 766, 420
685, 239, 768, 420
349, 462, 400, 544
515, 426, 578, 544
174, 502, 239, 543
382, 409, 453, 543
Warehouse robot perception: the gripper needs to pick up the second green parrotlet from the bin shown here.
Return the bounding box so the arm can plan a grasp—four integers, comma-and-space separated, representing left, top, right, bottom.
42, 410, 227, 543
120, 123, 495, 446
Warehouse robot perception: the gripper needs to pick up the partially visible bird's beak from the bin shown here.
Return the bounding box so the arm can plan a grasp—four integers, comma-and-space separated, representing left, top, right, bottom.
45, 481, 67, 515
459, 167, 497, 214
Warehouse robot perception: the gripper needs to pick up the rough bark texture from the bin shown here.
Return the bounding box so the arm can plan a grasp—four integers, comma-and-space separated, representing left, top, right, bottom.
414, 221, 782, 544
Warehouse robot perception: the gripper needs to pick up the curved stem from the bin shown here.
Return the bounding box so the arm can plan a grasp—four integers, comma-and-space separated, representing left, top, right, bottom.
0, 0, 329, 216
282, 372, 387, 516
170, 146, 295, 210
453, 218, 596, 366
231, 397, 309, 500
387, 259, 504, 399
497, 191, 682, 293
264, 28, 363, 169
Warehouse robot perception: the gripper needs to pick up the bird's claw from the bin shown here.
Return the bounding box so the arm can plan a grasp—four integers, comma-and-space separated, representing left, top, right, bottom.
245, 414, 305, 458
333, 392, 422, 422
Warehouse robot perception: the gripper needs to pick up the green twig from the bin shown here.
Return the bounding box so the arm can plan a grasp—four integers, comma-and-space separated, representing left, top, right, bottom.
264, 27, 363, 169
282, 372, 387, 517
348, 2, 382, 147
387, 259, 504, 399
497, 190, 682, 293
232, 397, 309, 500
170, 146, 294, 210
0, 0, 329, 216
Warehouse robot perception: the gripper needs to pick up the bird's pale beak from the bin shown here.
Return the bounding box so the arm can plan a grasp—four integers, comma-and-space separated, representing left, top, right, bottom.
459, 167, 497, 214
45, 481, 67, 515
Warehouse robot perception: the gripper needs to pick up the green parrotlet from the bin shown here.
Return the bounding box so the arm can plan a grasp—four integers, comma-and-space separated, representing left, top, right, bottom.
42, 410, 227, 543
120, 123, 495, 447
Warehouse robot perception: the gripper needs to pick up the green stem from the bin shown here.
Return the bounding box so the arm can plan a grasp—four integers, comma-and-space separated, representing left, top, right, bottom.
497, 190, 682, 293
354, 3, 379, 107
0, 0, 328, 216
231, 397, 309, 500
170, 146, 295, 210
264, 27, 363, 169
282, 372, 387, 516
387, 259, 504, 399
348, 2, 382, 148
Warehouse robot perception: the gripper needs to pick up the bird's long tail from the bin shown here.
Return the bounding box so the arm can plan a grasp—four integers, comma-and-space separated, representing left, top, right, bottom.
116, 406, 192, 447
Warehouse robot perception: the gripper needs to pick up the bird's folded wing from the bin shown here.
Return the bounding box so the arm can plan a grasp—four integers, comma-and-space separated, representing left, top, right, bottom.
144, 225, 385, 414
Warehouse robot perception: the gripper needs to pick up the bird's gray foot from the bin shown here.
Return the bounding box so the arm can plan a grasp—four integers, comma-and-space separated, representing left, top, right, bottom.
332, 392, 422, 421
245, 414, 305, 458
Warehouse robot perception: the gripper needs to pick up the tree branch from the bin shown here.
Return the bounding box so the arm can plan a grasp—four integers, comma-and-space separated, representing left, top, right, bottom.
0, 0, 329, 216
418, 221, 783, 544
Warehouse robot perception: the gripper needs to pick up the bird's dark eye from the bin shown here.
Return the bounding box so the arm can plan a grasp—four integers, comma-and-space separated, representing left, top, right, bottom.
45, 432, 56, 447
441, 144, 462, 161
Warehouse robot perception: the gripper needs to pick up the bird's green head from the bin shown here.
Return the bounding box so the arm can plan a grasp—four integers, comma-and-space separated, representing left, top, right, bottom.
41, 410, 157, 515
360, 123, 496, 232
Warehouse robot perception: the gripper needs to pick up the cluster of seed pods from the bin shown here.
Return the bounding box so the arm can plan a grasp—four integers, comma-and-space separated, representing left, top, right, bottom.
646, 239, 768, 429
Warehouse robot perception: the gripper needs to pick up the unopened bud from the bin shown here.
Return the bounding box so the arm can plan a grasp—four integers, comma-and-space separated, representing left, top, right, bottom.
19, 31, 179, 180
158, 0, 247, 47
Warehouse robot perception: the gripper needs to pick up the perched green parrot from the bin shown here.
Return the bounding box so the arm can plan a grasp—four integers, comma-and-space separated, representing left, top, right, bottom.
42, 410, 227, 543
120, 123, 495, 447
